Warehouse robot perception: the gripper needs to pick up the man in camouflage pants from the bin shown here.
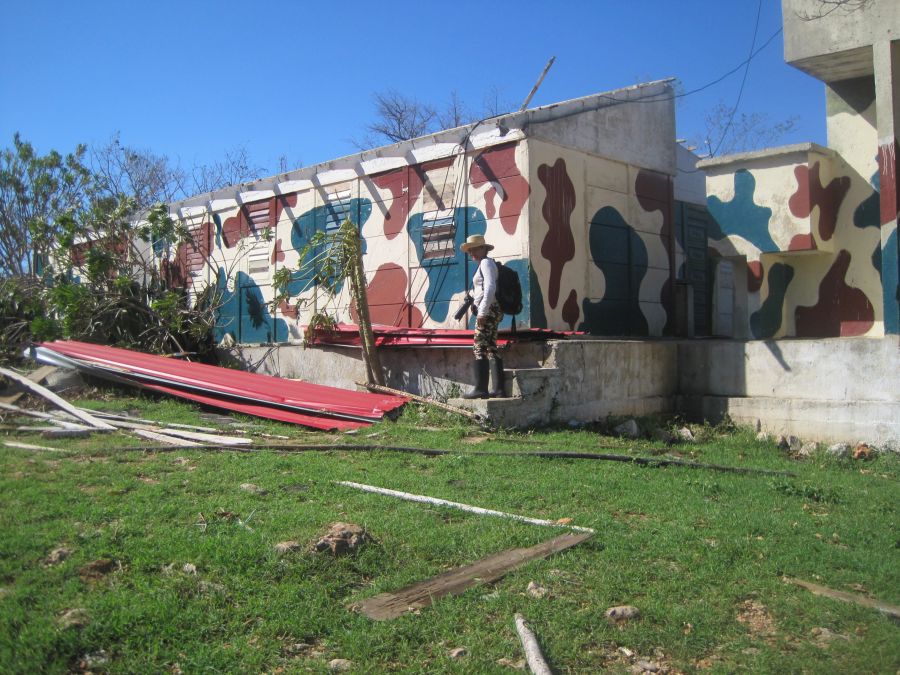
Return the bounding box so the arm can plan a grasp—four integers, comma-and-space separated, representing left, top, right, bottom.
460, 234, 506, 398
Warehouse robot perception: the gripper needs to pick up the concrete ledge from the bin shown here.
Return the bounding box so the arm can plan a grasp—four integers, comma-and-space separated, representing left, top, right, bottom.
678, 395, 900, 447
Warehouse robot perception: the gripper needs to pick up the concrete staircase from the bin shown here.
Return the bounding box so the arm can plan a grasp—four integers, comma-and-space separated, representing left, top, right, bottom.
448, 363, 562, 428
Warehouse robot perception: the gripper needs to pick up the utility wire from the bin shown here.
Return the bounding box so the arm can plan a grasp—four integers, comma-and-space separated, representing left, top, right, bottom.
710, 0, 763, 157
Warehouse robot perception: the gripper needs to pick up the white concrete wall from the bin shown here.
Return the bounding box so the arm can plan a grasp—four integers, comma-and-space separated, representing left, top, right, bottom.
226, 336, 899, 446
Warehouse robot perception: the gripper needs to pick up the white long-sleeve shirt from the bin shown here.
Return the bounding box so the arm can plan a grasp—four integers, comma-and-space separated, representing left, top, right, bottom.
473, 257, 498, 318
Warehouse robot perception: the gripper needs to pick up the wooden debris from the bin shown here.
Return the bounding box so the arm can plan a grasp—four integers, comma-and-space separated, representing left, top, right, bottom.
79, 408, 226, 434
131, 429, 202, 447
0, 367, 115, 431
337, 481, 595, 533
41, 428, 92, 439
355, 532, 591, 620
0, 365, 57, 405
785, 577, 900, 620
3, 441, 62, 452
514, 613, 553, 675
358, 381, 481, 421
94, 417, 251, 446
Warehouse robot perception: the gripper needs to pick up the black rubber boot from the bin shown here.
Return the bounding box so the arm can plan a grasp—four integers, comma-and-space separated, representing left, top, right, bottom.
488, 356, 506, 398
463, 358, 489, 399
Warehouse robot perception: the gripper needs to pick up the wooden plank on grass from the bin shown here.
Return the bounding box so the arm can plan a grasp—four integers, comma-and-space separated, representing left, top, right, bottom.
95, 417, 251, 446
0, 366, 57, 405
0, 367, 115, 431
354, 532, 592, 620
785, 577, 900, 620
132, 429, 202, 447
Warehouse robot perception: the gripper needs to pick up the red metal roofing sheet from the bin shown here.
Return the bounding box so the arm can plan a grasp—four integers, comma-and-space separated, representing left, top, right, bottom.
138, 381, 368, 431
38, 341, 406, 422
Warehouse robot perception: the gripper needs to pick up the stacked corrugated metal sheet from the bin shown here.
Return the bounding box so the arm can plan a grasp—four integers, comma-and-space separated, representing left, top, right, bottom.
30, 341, 407, 431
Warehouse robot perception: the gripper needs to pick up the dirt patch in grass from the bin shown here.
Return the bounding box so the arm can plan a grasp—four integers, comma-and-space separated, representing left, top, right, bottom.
79, 558, 119, 583
736, 599, 777, 642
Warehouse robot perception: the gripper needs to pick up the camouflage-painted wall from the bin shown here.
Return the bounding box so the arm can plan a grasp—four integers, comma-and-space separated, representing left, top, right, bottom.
166, 137, 677, 344
703, 75, 891, 338
527, 139, 675, 336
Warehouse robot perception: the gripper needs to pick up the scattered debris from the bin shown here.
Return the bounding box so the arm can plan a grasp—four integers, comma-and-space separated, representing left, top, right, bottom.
353, 532, 591, 620
57, 608, 89, 630
42, 547, 72, 567
239, 483, 268, 495
606, 605, 641, 625
3, 441, 62, 452
784, 577, 900, 620
798, 442, 818, 458
677, 427, 695, 442
448, 647, 468, 659
526, 581, 549, 598
614, 419, 641, 439
360, 381, 481, 421
77, 649, 109, 670
337, 481, 595, 533
736, 599, 777, 639
827, 442, 850, 457
852, 442, 873, 460
514, 613, 553, 675
0, 365, 57, 405
31, 341, 406, 431
132, 429, 201, 447
810, 626, 850, 647
314, 523, 373, 556
0, 366, 115, 431
275, 540, 302, 554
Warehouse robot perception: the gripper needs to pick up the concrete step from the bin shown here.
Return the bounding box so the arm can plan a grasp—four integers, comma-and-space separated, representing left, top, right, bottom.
447, 394, 552, 429
507, 367, 560, 398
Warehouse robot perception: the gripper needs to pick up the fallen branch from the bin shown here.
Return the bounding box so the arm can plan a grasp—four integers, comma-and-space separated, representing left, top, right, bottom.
0, 367, 115, 431
354, 532, 591, 620
514, 613, 553, 675
337, 480, 594, 533
357, 382, 481, 421
785, 577, 900, 620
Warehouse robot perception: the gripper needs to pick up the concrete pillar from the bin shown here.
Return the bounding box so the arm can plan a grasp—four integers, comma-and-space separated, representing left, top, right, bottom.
874, 40, 900, 334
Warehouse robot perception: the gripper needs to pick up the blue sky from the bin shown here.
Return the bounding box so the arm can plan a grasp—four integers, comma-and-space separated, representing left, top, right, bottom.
1, 0, 825, 179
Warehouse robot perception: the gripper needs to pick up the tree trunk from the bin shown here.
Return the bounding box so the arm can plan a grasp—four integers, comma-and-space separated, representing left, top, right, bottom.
350, 232, 383, 386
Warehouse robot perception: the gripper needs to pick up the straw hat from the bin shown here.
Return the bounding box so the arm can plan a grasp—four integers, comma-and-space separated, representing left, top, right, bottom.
460, 234, 494, 253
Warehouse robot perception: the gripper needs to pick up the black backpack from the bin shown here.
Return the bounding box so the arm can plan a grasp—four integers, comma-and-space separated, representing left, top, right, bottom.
494, 260, 522, 316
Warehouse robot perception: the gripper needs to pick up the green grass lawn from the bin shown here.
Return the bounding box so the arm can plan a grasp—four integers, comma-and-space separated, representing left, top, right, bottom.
1, 396, 898, 673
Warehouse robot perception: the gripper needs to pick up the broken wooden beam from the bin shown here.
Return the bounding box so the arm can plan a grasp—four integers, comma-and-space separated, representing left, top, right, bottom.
354, 532, 591, 620
3, 441, 65, 452
131, 429, 203, 447
337, 481, 594, 533
514, 613, 553, 675
0, 367, 115, 431
0, 365, 57, 405
785, 577, 900, 621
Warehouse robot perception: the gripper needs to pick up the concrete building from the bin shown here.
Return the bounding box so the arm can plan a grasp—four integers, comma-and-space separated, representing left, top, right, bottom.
159, 1, 899, 445
166, 80, 686, 342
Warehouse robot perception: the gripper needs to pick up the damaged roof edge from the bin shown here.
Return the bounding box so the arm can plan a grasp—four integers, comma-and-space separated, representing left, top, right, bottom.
167, 79, 676, 216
